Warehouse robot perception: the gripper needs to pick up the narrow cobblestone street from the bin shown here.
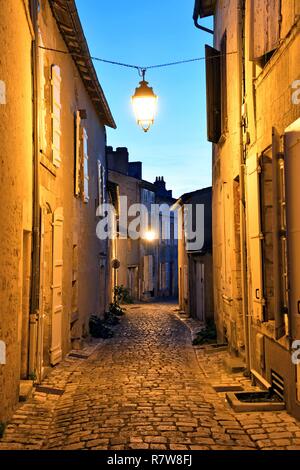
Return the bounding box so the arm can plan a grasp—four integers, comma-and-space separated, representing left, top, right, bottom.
1, 302, 300, 451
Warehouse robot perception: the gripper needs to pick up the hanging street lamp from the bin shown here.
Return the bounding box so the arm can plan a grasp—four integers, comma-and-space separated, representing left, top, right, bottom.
131, 69, 158, 133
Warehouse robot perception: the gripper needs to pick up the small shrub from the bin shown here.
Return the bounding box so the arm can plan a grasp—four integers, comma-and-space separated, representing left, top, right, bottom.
192, 322, 217, 346
0, 422, 6, 438
28, 372, 37, 381
104, 311, 120, 326
114, 285, 133, 304
89, 315, 114, 339
109, 302, 125, 317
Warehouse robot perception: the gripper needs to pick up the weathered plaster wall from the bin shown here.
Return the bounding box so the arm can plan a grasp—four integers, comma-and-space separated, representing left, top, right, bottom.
212, 0, 300, 416
0, 0, 33, 421
108, 170, 141, 296
38, 0, 109, 357
212, 0, 245, 352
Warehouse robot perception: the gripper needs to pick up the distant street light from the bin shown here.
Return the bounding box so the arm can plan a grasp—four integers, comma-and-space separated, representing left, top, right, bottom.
132, 69, 158, 133
143, 230, 157, 242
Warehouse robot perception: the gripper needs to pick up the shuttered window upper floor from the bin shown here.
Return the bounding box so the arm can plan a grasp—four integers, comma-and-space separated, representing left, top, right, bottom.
250, 0, 300, 62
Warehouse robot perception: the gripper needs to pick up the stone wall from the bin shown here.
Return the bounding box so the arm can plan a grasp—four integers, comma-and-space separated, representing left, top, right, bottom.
0, 0, 33, 421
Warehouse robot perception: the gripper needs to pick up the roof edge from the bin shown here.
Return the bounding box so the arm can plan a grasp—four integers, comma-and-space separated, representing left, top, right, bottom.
49, 0, 116, 129
194, 0, 216, 19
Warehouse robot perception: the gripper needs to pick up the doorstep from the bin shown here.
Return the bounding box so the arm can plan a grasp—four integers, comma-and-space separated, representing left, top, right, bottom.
223, 356, 246, 373
19, 380, 34, 402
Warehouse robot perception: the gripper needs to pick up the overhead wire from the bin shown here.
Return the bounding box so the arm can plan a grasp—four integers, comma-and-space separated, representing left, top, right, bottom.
38, 45, 237, 76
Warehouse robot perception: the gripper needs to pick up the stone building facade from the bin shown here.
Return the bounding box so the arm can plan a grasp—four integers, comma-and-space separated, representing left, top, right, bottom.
0, 0, 115, 422
195, 0, 300, 416
0, 0, 34, 422
107, 147, 178, 302
176, 187, 213, 323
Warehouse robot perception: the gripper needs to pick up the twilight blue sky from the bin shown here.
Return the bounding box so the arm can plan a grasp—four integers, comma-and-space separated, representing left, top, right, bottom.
76, 0, 213, 198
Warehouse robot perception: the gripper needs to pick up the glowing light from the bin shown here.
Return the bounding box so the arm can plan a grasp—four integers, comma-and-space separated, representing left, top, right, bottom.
132, 71, 158, 132
143, 230, 157, 242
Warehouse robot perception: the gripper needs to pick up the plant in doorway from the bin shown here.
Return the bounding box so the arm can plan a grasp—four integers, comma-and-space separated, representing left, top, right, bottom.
109, 302, 125, 317
0, 422, 6, 439
89, 315, 114, 339
104, 310, 120, 326
114, 285, 133, 305
192, 320, 217, 346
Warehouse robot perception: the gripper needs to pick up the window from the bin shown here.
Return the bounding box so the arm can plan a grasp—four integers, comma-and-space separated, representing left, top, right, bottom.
250, 0, 280, 62
51, 65, 61, 167
82, 128, 89, 203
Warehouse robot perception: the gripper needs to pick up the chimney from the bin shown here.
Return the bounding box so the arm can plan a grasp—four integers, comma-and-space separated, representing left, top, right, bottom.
154, 176, 166, 190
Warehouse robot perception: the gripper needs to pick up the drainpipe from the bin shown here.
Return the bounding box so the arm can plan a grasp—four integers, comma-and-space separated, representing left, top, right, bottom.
29, 0, 40, 377
238, 0, 251, 374
193, 0, 214, 34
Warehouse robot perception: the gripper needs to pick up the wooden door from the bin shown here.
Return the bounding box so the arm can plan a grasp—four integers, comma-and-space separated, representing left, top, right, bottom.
128, 267, 139, 300
50, 207, 64, 365
196, 262, 205, 322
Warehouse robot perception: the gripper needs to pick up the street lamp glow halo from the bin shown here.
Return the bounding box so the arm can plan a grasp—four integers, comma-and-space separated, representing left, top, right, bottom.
143, 230, 157, 242
131, 71, 158, 133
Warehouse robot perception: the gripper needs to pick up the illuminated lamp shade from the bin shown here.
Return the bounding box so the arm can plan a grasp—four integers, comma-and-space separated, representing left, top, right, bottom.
131, 73, 158, 133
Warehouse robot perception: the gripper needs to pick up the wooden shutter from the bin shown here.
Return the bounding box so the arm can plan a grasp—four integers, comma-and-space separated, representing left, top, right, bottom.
82, 128, 89, 203
51, 207, 63, 365
205, 45, 221, 143
51, 65, 62, 168
165, 262, 170, 290
102, 166, 106, 204
160, 263, 167, 290
183, 265, 188, 300
250, 0, 280, 60
144, 255, 149, 292
74, 111, 81, 196
39, 33, 46, 150
159, 263, 163, 290
148, 255, 154, 291
220, 32, 227, 134
246, 153, 264, 321
272, 128, 285, 338
97, 160, 103, 206
144, 255, 154, 292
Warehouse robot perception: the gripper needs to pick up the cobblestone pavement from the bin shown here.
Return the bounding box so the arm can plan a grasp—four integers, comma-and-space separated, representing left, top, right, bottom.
1, 302, 300, 450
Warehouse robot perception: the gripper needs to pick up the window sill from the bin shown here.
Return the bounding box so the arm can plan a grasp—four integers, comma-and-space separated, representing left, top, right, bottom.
40, 152, 57, 177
